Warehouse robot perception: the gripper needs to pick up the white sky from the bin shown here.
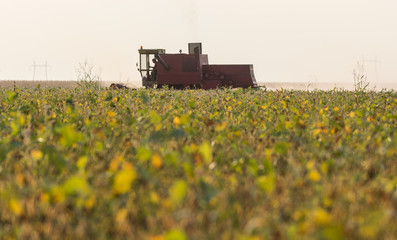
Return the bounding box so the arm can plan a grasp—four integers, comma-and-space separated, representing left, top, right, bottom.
0, 0, 396, 84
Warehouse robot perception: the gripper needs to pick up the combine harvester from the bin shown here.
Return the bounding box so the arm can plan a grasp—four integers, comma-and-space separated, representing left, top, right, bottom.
137, 43, 257, 89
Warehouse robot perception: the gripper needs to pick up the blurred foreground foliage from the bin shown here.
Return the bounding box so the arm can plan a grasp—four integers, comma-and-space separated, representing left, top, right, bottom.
0, 87, 397, 239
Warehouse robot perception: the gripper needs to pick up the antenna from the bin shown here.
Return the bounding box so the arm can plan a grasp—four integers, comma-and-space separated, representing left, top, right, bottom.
30, 61, 51, 80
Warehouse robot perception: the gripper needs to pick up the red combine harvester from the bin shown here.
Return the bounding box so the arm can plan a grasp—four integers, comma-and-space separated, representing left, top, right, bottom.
137, 43, 257, 89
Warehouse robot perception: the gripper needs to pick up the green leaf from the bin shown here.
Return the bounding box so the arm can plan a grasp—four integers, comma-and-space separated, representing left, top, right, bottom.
183, 162, 193, 178
198, 141, 212, 164
137, 147, 152, 162
263, 158, 274, 174
169, 180, 188, 207
43, 145, 67, 171
59, 125, 83, 147
248, 159, 258, 176
188, 100, 196, 109
257, 174, 275, 194
7, 91, 18, 102
140, 92, 149, 103
197, 179, 218, 205
149, 110, 161, 124
321, 224, 344, 240
62, 176, 90, 196
164, 152, 178, 165
274, 142, 289, 156
165, 229, 187, 240
77, 156, 88, 170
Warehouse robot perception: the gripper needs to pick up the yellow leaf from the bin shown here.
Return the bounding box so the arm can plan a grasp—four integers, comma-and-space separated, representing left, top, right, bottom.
233, 130, 241, 137
215, 122, 227, 131
15, 173, 24, 187
257, 174, 275, 194
113, 167, 137, 194
30, 149, 43, 160
358, 211, 384, 239
9, 198, 23, 216
152, 154, 163, 169
84, 195, 96, 210
345, 125, 352, 133
320, 162, 328, 175
198, 141, 212, 164
19, 115, 25, 126
173, 116, 181, 126
77, 156, 88, 170
308, 170, 321, 182
215, 122, 227, 132
115, 208, 128, 224
107, 111, 116, 117
109, 154, 125, 172
313, 129, 322, 136
123, 162, 134, 170
155, 123, 162, 131
313, 208, 330, 225
150, 192, 160, 204
51, 187, 66, 203
306, 161, 315, 170
323, 197, 332, 207
40, 193, 50, 204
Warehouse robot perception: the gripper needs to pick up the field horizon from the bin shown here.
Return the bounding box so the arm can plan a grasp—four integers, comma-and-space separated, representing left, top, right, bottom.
1, 80, 396, 91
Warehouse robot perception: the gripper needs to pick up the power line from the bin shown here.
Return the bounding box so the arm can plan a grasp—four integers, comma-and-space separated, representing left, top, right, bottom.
30, 61, 51, 81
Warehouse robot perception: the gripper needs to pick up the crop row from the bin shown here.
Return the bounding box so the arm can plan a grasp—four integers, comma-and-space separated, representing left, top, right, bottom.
0, 88, 396, 239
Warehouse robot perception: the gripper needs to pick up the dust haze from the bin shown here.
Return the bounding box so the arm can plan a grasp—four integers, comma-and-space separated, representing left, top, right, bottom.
0, 0, 396, 89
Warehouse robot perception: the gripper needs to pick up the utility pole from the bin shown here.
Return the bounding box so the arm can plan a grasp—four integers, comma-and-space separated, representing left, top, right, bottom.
30, 61, 50, 81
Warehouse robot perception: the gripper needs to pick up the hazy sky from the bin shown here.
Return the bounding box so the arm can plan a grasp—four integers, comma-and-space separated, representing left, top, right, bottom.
0, 0, 396, 84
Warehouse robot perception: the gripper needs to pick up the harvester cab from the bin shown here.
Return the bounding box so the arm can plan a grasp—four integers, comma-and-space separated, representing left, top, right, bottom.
137, 43, 257, 89
138, 48, 166, 88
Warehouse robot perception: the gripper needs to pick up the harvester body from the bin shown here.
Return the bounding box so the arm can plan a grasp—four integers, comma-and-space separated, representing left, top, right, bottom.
138, 43, 257, 89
